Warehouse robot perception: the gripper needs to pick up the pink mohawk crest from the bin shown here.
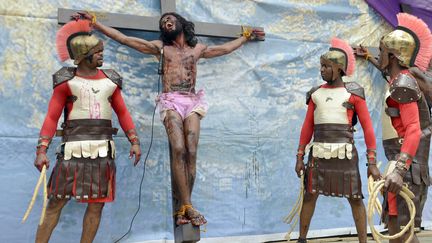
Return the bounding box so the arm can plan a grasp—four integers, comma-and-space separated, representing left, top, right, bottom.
397, 13, 432, 71
56, 19, 92, 62
330, 37, 356, 76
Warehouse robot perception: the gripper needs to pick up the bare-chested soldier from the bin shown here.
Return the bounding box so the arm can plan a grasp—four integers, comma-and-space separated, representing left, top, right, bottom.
78, 11, 264, 226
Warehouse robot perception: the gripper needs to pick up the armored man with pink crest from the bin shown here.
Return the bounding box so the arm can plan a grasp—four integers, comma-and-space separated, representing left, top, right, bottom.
376, 13, 432, 243
33, 19, 141, 243
294, 38, 380, 243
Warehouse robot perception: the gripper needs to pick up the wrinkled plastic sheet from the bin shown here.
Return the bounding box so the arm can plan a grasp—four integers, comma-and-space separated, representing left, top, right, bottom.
0, 0, 431, 242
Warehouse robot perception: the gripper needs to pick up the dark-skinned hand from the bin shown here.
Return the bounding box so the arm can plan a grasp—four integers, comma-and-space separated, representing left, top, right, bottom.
129, 144, 141, 166
384, 171, 404, 194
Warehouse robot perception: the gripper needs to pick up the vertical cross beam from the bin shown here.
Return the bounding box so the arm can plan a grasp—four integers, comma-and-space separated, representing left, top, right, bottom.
57, 1, 264, 241
161, 0, 176, 14
169, 145, 200, 243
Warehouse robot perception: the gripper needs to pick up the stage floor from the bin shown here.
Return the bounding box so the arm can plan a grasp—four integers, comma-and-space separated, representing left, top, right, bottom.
281, 230, 432, 243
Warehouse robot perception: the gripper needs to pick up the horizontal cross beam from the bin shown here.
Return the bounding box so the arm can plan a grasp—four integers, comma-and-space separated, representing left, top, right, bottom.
58, 8, 160, 32
58, 8, 264, 39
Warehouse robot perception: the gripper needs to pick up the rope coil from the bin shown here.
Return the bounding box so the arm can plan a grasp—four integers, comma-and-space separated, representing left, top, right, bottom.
367, 179, 415, 243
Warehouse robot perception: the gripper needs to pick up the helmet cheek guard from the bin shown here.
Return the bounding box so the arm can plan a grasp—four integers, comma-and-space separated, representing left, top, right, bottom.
321, 49, 347, 81
320, 37, 356, 81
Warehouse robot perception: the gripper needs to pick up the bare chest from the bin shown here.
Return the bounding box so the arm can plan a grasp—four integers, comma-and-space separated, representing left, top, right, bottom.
163, 46, 199, 66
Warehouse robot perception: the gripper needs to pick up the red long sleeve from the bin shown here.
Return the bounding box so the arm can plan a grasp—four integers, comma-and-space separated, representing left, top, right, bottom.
386, 98, 421, 166
398, 102, 421, 166
351, 95, 376, 150
299, 100, 315, 146
384, 70, 421, 166
40, 82, 71, 137
111, 87, 135, 132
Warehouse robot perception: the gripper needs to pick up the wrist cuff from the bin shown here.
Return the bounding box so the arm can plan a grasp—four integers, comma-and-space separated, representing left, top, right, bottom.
126, 129, 140, 145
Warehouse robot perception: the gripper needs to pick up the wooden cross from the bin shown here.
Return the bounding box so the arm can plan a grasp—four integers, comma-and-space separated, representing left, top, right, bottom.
58, 1, 264, 242
58, 0, 264, 39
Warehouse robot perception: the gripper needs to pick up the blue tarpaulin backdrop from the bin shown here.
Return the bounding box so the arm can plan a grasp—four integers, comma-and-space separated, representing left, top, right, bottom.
0, 0, 431, 242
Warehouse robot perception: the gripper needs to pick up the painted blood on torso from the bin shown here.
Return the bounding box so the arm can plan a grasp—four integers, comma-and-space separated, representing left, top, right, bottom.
163, 45, 199, 93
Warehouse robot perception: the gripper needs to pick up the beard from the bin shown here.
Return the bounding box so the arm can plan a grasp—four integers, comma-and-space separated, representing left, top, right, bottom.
162, 22, 183, 43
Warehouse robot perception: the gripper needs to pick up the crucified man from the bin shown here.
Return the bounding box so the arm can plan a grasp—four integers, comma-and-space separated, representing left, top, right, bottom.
77, 11, 264, 226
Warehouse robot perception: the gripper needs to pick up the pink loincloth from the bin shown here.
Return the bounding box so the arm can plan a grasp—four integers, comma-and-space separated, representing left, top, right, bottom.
156, 90, 208, 121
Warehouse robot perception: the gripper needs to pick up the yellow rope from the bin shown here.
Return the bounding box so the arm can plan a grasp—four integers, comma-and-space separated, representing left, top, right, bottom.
39, 169, 48, 225
22, 165, 48, 225
367, 179, 416, 243
87, 11, 97, 25
173, 204, 192, 216
241, 26, 253, 40
174, 204, 207, 232
368, 176, 382, 215
283, 171, 304, 241
367, 162, 382, 215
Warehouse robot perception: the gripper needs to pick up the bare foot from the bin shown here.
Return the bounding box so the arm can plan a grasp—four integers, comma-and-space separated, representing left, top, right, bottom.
185, 206, 207, 226
176, 214, 190, 225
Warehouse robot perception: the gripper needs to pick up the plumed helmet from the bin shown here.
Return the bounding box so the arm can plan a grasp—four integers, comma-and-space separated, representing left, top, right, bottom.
381, 13, 432, 71
56, 19, 103, 65
321, 37, 356, 80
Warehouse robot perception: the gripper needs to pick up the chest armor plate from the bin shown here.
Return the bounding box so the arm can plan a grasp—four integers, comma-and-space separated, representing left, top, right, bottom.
67, 76, 117, 120
312, 87, 350, 124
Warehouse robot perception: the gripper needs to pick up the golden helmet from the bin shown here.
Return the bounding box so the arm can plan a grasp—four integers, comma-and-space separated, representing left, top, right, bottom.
56, 19, 102, 64
321, 38, 356, 80
68, 34, 102, 64
381, 13, 432, 71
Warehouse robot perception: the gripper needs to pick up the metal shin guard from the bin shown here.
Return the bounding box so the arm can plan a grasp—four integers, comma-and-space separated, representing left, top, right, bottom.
305, 147, 363, 198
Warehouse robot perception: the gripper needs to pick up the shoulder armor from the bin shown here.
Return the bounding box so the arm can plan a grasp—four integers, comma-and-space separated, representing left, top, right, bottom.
102, 69, 123, 89
52, 67, 76, 88
306, 85, 320, 105
389, 73, 421, 104
344, 82, 365, 99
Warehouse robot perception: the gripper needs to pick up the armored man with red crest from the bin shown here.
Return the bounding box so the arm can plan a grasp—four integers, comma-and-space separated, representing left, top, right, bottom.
378, 13, 432, 243
295, 38, 379, 243
33, 19, 141, 243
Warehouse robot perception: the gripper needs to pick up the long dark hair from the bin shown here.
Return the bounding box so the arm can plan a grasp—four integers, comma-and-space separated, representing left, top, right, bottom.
159, 12, 197, 47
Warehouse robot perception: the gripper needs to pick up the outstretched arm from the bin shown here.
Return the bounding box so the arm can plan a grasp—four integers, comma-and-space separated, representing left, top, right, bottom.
77, 12, 161, 56
201, 36, 248, 58
201, 27, 264, 58
353, 45, 381, 70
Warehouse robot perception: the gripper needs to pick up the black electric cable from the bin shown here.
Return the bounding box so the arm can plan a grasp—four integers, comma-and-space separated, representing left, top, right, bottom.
114, 49, 163, 242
